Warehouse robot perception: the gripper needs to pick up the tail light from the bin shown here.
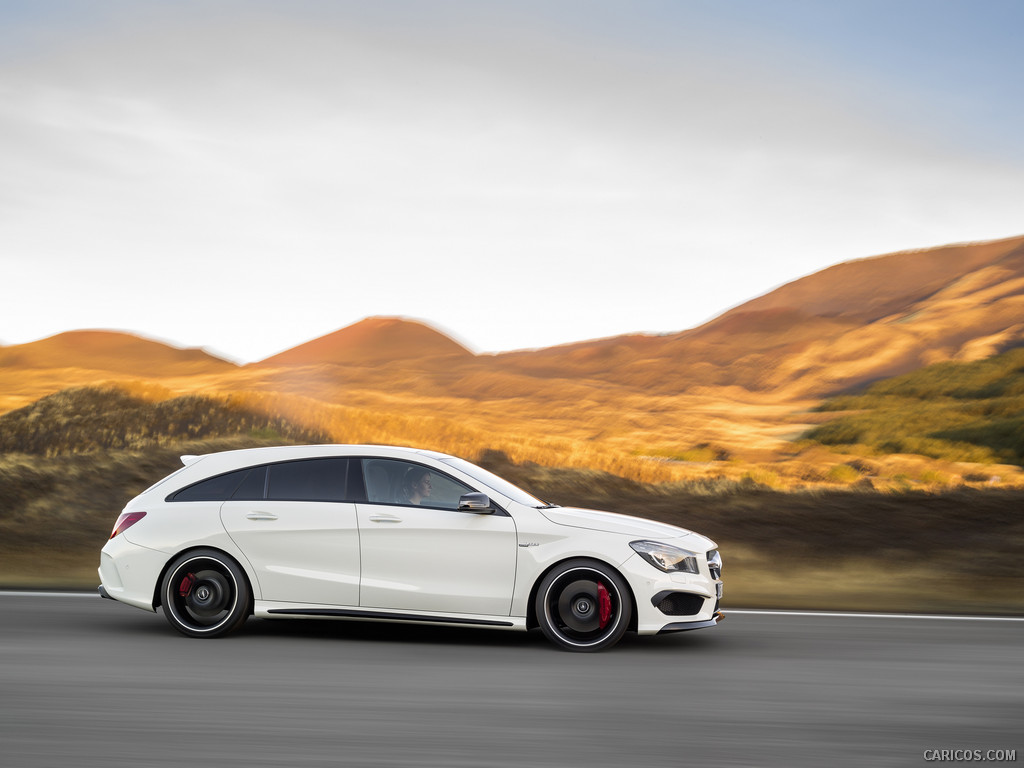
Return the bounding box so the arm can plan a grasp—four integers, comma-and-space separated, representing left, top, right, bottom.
110, 511, 146, 539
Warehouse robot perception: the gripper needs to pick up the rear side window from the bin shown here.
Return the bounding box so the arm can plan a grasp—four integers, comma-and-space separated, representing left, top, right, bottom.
171, 467, 257, 502
231, 466, 267, 500
267, 458, 349, 502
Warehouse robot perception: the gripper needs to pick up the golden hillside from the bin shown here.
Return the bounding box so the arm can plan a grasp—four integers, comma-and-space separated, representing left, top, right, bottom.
258, 316, 473, 367
496, 235, 1024, 397
3, 235, 1024, 488
0, 330, 235, 375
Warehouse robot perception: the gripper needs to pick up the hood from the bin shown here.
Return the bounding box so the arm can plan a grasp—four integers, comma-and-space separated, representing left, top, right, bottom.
539, 506, 710, 546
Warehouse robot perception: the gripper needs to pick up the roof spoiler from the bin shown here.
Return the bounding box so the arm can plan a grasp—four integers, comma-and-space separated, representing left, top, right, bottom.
180, 455, 204, 467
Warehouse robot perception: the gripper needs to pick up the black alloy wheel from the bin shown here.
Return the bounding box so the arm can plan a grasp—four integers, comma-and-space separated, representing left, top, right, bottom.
535, 559, 632, 652
161, 549, 251, 638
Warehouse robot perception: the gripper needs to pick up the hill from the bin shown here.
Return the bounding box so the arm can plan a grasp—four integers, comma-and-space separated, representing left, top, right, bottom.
2, 235, 1023, 488
717, 235, 1024, 322
803, 347, 1024, 466
6, 237, 1024, 406
495, 235, 1024, 397
257, 316, 474, 367
0, 385, 328, 454
3, 443, 1021, 613
0, 330, 235, 376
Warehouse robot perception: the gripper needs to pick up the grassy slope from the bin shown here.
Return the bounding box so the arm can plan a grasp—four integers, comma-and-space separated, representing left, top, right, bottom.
804, 348, 1024, 465
2, 435, 1020, 613
0, 436, 309, 587
479, 453, 1024, 614
0, 385, 330, 454
0, 386, 329, 586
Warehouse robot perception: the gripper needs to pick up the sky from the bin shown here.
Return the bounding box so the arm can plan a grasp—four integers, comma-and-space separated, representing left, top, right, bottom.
2, 0, 1023, 363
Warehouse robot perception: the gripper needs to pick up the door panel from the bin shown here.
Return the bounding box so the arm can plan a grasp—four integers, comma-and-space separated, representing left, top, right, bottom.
356, 502, 517, 616
221, 500, 360, 606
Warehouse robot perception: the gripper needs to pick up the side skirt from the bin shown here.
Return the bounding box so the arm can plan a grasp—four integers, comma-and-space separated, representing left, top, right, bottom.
257, 603, 526, 630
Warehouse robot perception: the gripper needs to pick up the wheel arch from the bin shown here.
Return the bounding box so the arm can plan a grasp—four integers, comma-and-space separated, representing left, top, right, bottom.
152, 545, 255, 615
525, 556, 638, 633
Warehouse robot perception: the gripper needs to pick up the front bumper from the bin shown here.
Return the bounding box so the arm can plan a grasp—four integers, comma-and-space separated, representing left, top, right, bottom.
658, 610, 724, 634
620, 552, 723, 635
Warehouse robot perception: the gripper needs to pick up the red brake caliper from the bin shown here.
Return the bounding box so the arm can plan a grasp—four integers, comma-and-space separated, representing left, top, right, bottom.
597, 582, 612, 628
178, 573, 196, 598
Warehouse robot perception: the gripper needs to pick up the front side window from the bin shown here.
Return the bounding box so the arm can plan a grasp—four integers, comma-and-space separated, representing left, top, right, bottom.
361, 459, 472, 510
440, 456, 545, 506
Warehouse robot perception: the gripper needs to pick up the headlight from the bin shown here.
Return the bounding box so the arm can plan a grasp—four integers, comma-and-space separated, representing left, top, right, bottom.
630, 540, 699, 574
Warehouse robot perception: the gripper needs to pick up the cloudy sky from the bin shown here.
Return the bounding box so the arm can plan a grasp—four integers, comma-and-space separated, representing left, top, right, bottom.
2, 0, 1023, 362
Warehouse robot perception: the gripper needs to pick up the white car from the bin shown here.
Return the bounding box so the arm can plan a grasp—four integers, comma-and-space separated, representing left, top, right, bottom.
99, 445, 723, 651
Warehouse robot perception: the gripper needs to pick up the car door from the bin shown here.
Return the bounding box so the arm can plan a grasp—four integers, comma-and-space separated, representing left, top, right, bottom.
356, 458, 517, 616
220, 458, 360, 607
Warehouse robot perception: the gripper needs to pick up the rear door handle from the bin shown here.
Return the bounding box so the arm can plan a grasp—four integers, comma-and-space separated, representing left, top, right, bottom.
369, 514, 402, 523
246, 512, 278, 521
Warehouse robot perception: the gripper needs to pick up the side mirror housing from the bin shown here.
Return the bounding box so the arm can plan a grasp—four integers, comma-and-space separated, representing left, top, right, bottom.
458, 492, 495, 514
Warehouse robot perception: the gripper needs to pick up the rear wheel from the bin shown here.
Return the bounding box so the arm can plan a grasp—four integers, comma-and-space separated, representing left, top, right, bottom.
535, 559, 632, 652
161, 550, 251, 638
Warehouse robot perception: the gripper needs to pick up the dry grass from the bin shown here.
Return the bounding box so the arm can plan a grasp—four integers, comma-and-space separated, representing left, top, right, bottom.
0, 385, 328, 455
209, 384, 1024, 491
4, 369, 1023, 491
483, 455, 1024, 614
0, 436, 305, 587
3, 444, 1021, 614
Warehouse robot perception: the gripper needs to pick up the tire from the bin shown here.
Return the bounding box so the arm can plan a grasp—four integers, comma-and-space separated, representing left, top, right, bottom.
535, 559, 632, 652
160, 549, 251, 638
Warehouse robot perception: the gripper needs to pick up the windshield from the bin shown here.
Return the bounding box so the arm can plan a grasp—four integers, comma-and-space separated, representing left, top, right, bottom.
440, 457, 548, 507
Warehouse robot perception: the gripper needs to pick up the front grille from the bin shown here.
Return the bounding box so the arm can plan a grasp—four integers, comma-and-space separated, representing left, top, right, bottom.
707, 549, 722, 580
654, 592, 705, 616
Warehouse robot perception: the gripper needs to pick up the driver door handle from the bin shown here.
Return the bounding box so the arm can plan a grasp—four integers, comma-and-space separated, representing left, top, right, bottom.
369, 514, 402, 523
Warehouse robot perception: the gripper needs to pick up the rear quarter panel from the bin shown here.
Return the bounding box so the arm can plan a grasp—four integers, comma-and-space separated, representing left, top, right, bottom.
120, 501, 260, 599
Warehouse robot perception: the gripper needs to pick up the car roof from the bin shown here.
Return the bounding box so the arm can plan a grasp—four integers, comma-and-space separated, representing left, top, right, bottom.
183, 444, 453, 469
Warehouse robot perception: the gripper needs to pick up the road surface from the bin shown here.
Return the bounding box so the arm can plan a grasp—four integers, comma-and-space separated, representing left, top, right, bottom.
1, 594, 1021, 767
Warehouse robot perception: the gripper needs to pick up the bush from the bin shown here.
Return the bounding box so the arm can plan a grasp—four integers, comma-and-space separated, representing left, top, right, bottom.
826, 464, 861, 484
0, 386, 329, 456
803, 349, 1024, 467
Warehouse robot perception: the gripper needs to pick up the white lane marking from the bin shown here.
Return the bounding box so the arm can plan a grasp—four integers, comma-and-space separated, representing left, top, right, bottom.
0, 591, 98, 598
727, 609, 1024, 622
1, 593, 1021, 622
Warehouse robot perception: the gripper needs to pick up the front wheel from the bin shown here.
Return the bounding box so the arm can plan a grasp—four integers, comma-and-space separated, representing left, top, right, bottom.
535, 559, 632, 652
160, 550, 251, 638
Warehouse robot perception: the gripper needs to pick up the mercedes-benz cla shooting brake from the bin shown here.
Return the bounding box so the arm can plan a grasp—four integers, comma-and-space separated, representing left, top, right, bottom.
99, 445, 724, 651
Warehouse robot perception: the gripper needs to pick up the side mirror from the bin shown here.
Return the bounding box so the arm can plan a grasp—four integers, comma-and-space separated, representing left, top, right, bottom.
458, 492, 495, 514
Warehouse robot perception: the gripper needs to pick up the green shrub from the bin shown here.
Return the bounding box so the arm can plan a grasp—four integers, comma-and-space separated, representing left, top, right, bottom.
0, 386, 328, 456
825, 464, 861, 484
802, 349, 1024, 467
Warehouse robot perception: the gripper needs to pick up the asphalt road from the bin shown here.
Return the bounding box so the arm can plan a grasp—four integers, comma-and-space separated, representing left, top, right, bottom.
1, 594, 1021, 768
